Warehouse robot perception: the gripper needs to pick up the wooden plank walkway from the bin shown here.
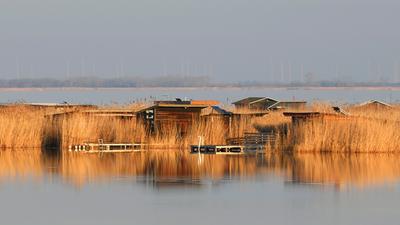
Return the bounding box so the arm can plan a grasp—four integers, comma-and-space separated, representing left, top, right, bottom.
227, 132, 275, 146
191, 132, 275, 154
190, 145, 244, 154
69, 140, 145, 153
190, 144, 266, 154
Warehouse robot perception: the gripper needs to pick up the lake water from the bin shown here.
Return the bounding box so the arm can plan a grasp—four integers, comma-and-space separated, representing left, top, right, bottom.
1, 88, 400, 225
1, 87, 400, 104
1, 150, 399, 225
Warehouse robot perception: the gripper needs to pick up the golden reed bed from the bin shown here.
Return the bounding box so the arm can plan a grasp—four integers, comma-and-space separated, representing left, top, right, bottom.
287, 105, 400, 152
0, 103, 399, 152
0, 104, 261, 149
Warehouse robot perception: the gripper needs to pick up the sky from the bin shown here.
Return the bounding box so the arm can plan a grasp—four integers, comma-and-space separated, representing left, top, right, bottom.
1, 0, 400, 82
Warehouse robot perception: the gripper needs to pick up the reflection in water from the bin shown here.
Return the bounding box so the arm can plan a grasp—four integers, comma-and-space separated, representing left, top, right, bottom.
1, 150, 400, 189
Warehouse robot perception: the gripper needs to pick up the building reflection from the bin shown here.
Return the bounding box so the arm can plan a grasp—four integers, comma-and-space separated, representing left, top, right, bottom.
0, 150, 400, 189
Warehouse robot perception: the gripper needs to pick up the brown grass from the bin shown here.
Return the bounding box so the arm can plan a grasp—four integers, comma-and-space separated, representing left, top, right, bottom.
0, 106, 46, 148
0, 104, 259, 149
2, 102, 400, 152
285, 103, 400, 152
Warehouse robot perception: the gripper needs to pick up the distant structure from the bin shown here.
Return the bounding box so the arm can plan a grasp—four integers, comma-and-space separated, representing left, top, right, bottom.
355, 100, 393, 111
232, 97, 306, 111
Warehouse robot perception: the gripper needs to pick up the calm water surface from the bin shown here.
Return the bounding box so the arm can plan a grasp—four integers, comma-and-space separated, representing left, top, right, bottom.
0, 150, 399, 225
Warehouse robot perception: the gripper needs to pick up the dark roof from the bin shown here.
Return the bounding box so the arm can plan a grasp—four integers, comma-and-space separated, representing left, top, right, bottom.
232, 97, 280, 105
211, 106, 232, 115
283, 112, 323, 117
154, 100, 191, 105
136, 103, 209, 113
201, 106, 232, 116
277, 100, 307, 103
249, 97, 278, 105
283, 111, 349, 119
232, 97, 265, 105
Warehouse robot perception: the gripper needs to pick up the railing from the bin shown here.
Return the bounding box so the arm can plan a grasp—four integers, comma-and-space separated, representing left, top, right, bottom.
227, 132, 276, 146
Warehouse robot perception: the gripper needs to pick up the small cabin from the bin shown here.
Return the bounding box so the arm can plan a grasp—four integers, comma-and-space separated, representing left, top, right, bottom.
233, 97, 306, 111
136, 100, 219, 135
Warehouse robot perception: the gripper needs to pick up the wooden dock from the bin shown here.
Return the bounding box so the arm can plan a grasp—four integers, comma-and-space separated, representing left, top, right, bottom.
190, 145, 245, 154
227, 132, 275, 147
191, 132, 274, 154
69, 140, 145, 153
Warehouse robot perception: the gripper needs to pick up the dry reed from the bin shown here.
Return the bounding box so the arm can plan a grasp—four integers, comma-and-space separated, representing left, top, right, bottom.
0, 106, 46, 148
3, 102, 400, 152
286, 104, 400, 152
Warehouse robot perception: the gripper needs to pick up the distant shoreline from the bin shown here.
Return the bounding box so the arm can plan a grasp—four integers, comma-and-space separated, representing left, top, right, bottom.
1, 86, 400, 92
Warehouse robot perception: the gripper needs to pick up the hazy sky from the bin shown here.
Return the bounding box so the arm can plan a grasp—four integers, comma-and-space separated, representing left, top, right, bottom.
1, 0, 400, 82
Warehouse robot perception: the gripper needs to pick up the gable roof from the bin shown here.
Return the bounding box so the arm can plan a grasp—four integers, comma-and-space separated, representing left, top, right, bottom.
232, 97, 264, 105
232, 97, 279, 105
136, 102, 209, 113
249, 97, 278, 105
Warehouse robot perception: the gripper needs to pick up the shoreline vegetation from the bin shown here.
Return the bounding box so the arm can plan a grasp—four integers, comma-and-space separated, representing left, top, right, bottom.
2, 76, 400, 88
0, 101, 399, 152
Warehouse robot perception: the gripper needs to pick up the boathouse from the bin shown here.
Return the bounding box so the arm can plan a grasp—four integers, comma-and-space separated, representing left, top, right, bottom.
136, 100, 219, 135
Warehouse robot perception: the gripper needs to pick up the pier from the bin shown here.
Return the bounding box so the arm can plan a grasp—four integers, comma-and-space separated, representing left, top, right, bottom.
69, 139, 145, 153
191, 132, 274, 154
190, 145, 245, 154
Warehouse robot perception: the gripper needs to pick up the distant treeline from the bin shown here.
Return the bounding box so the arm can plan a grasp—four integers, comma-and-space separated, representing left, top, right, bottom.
0, 76, 211, 88
0, 76, 400, 88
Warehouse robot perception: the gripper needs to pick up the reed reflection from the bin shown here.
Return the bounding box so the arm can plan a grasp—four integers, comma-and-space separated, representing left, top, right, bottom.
1, 150, 400, 189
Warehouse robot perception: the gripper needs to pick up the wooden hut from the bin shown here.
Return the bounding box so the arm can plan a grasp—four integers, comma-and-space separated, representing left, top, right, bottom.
136, 100, 219, 135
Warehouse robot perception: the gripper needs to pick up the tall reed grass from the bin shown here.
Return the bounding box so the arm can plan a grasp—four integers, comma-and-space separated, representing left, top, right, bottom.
0, 104, 260, 149
286, 104, 400, 152
2, 102, 400, 152
0, 106, 46, 148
